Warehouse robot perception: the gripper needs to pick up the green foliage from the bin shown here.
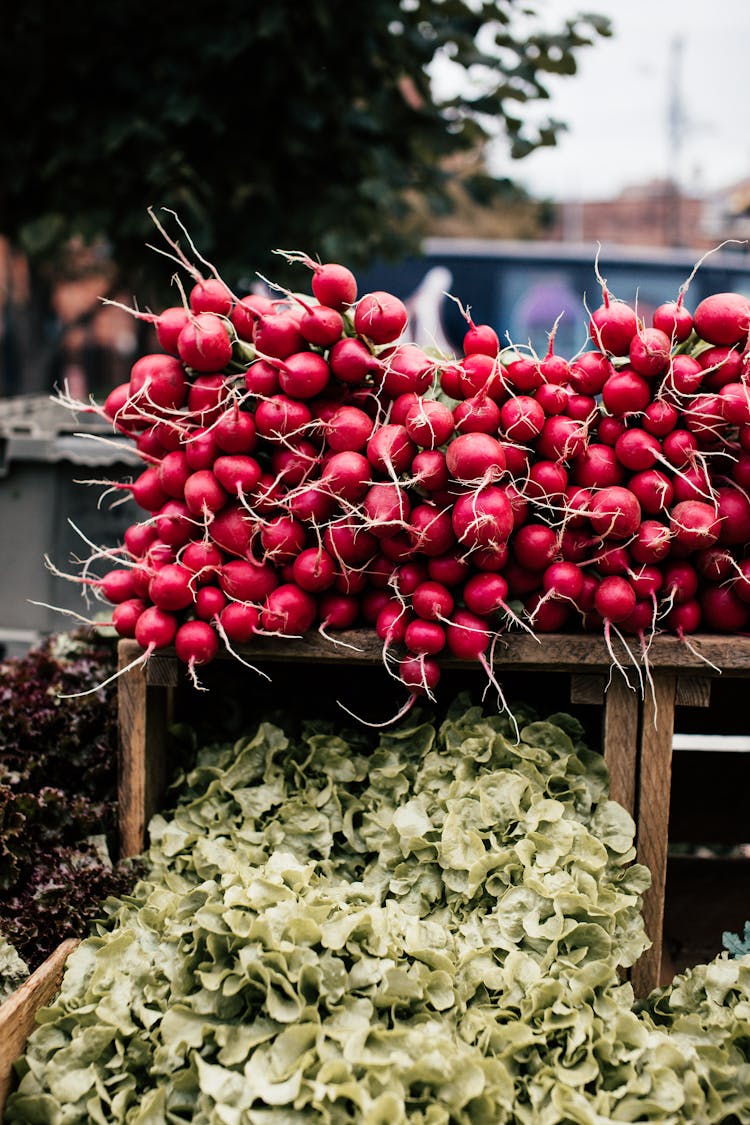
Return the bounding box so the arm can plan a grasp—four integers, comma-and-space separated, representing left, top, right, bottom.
724, 921, 750, 959
2, 2, 609, 298
9, 695, 749, 1121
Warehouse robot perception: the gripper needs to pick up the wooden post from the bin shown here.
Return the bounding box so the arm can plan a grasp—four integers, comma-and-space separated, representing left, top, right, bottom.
631, 672, 677, 998
0, 939, 79, 1114
117, 645, 177, 859
602, 673, 640, 818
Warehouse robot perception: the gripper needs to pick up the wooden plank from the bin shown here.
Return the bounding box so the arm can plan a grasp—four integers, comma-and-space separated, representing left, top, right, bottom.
602, 673, 639, 818
675, 676, 712, 708
0, 939, 79, 1114
570, 674, 605, 705
117, 650, 171, 859
118, 633, 750, 675
631, 672, 677, 998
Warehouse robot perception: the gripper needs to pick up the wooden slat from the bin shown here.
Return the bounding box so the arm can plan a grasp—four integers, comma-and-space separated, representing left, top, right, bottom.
631, 673, 677, 998
117, 632, 750, 675
675, 676, 712, 708
0, 939, 79, 1114
602, 673, 640, 817
569, 674, 606, 705
117, 650, 171, 859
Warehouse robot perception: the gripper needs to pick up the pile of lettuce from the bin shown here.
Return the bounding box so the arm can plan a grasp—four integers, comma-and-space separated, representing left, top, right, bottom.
0, 630, 142, 979
6, 697, 750, 1123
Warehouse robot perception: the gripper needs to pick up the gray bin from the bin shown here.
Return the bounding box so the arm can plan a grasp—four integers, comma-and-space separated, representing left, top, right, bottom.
0, 395, 141, 655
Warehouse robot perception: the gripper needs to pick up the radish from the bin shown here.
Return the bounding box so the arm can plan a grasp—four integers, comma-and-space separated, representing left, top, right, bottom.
700, 585, 749, 632
220, 557, 278, 602
259, 515, 307, 563
404, 399, 454, 449
253, 309, 306, 360
278, 351, 331, 399
134, 606, 178, 651
244, 359, 281, 397
194, 585, 228, 620
326, 405, 374, 452
379, 343, 435, 397
177, 312, 234, 372
129, 354, 188, 413
189, 277, 234, 316
499, 395, 545, 442
588, 486, 642, 541
174, 619, 220, 684
218, 600, 260, 644
329, 337, 379, 385
629, 327, 671, 377
320, 450, 371, 503
148, 563, 195, 611
427, 550, 471, 588
155, 305, 192, 354
601, 369, 651, 417
693, 292, 750, 346
451, 487, 514, 552
512, 523, 558, 572
445, 432, 506, 484
260, 583, 317, 635
292, 547, 337, 592
410, 580, 454, 621
362, 482, 410, 538
594, 575, 636, 624
213, 407, 257, 454
412, 449, 449, 493
318, 591, 359, 631
589, 294, 639, 356
366, 424, 416, 477
569, 350, 613, 395
183, 470, 228, 517
354, 291, 408, 344
212, 454, 262, 497
254, 395, 312, 442
407, 503, 456, 558
652, 299, 693, 343
112, 598, 147, 638
669, 500, 720, 550
404, 618, 446, 656
453, 392, 502, 435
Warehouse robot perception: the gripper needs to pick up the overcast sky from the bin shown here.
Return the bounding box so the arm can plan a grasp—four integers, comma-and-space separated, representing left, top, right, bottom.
451, 0, 750, 202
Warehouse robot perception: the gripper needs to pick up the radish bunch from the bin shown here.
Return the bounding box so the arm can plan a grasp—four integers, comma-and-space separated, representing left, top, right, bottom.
58, 234, 750, 712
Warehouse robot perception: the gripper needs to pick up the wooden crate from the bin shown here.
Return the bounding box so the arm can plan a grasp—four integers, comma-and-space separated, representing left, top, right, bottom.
116, 632, 750, 997
0, 939, 79, 1115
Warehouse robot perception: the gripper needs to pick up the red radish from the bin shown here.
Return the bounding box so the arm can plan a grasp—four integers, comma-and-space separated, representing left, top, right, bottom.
700, 585, 749, 632
326, 405, 374, 452
628, 564, 663, 599
329, 337, 379, 384
572, 444, 624, 489
376, 600, 412, 644
296, 302, 344, 348
695, 546, 734, 583
287, 484, 337, 524
589, 295, 639, 356
597, 415, 627, 447
194, 585, 228, 621
669, 500, 720, 551
404, 618, 446, 656
453, 393, 502, 435
323, 520, 377, 568
407, 504, 456, 558
230, 294, 276, 342
213, 408, 257, 454
451, 486, 514, 552
220, 557, 278, 602
131, 466, 171, 513
148, 563, 195, 611
652, 299, 693, 343
699, 345, 744, 390
564, 393, 596, 422
525, 460, 568, 503
665, 354, 704, 397
526, 591, 571, 632
662, 560, 699, 607
318, 591, 359, 631
642, 399, 678, 436
124, 522, 158, 558
156, 500, 194, 548
512, 523, 558, 571
379, 343, 435, 397
181, 540, 223, 580
218, 601, 259, 644
629, 327, 671, 377
259, 515, 307, 563
542, 560, 584, 602
112, 598, 147, 639
190, 278, 233, 316
292, 547, 336, 592
499, 395, 545, 442
253, 310, 306, 360
184, 426, 220, 470
410, 580, 454, 621
569, 350, 614, 395
463, 320, 499, 357
157, 450, 191, 498
184, 470, 228, 517
174, 620, 220, 679
129, 354, 188, 412
462, 572, 509, 617
366, 424, 416, 476
254, 395, 312, 442
630, 520, 672, 564
536, 415, 588, 462
278, 351, 331, 399
321, 450, 371, 502
457, 353, 505, 400
412, 449, 449, 493
260, 583, 317, 635
534, 383, 569, 416
664, 599, 702, 635
135, 606, 178, 651
427, 550, 471, 588
404, 399, 454, 449
362, 482, 410, 538
693, 292, 750, 346
594, 575, 637, 624
588, 486, 641, 541
595, 543, 631, 575
614, 429, 661, 472
177, 312, 234, 372
291, 260, 358, 310
212, 454, 262, 497
156, 306, 192, 354
270, 441, 317, 487
445, 432, 506, 484
719, 382, 750, 425
715, 486, 750, 545
209, 503, 253, 557
398, 654, 441, 697
354, 291, 408, 344
444, 609, 491, 659
601, 369, 651, 417
503, 354, 543, 393
187, 375, 230, 424
244, 359, 281, 397
662, 428, 699, 469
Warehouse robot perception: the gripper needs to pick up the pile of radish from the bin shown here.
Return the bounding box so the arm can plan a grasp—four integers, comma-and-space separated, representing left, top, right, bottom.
57, 227, 750, 712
